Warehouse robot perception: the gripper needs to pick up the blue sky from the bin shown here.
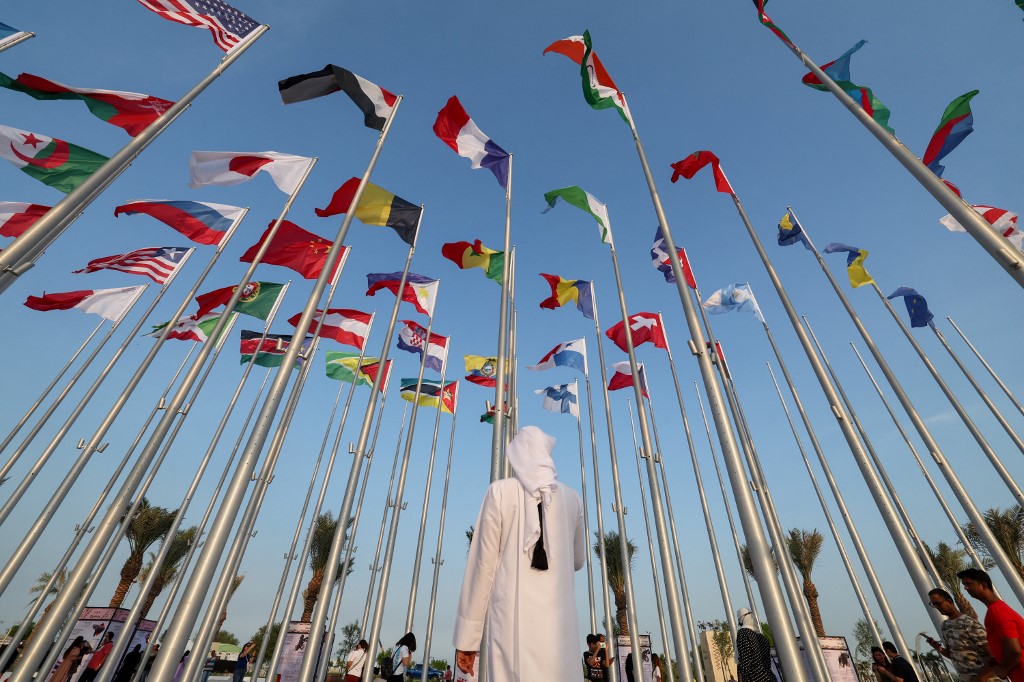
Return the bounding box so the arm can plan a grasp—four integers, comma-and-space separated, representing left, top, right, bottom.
1, 0, 1023, 669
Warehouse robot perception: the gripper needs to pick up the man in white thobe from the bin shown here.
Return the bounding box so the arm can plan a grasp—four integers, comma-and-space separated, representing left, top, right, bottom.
453, 426, 586, 681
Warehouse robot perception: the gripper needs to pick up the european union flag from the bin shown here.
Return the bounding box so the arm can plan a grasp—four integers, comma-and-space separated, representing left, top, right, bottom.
887, 287, 934, 328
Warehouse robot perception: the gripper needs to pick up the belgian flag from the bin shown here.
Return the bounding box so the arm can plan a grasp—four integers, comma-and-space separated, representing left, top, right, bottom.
315, 177, 420, 245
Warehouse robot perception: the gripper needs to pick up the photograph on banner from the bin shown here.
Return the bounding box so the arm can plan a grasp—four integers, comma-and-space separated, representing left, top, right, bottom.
276, 621, 332, 682
819, 636, 858, 682
616, 634, 653, 682
46, 607, 124, 682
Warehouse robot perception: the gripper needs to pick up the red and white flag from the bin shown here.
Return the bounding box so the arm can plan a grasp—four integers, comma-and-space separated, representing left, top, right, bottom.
0, 202, 50, 237
287, 308, 371, 350
605, 312, 667, 353
135, 0, 260, 52
940, 205, 1023, 250
24, 285, 145, 321
189, 151, 312, 194
607, 361, 649, 398
72, 246, 191, 283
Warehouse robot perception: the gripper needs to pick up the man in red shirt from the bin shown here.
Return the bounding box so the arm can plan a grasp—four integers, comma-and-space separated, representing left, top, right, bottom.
959, 567, 1024, 682
79, 632, 114, 682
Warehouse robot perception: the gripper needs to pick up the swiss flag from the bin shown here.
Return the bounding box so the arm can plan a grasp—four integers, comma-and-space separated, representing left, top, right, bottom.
605, 312, 667, 353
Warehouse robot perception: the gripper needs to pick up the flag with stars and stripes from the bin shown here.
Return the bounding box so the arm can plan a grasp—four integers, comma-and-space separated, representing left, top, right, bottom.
136, 0, 259, 52
73, 246, 191, 284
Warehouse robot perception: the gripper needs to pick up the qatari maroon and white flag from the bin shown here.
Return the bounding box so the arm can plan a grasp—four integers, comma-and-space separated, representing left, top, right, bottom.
0, 201, 50, 237
24, 285, 146, 321
188, 151, 311, 194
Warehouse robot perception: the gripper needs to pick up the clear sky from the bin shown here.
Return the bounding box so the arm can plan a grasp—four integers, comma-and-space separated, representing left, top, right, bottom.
1, 0, 1023, 671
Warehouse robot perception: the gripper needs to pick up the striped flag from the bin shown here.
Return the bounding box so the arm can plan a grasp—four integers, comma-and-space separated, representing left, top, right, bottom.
135, 0, 259, 52
0, 201, 50, 238
72, 246, 190, 283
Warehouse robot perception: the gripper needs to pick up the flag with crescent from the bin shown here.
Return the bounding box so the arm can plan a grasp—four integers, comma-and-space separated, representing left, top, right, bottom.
0, 124, 108, 193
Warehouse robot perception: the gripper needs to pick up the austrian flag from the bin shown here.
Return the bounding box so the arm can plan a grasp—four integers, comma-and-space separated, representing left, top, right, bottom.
288, 308, 371, 350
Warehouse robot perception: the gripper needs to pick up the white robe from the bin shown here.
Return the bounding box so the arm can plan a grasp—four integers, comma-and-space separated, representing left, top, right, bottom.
453, 477, 585, 681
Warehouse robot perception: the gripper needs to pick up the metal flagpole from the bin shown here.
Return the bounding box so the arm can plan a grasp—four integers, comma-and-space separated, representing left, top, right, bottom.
848, 343, 986, 570
490, 155, 513, 482
947, 317, 1024, 419
797, 212, 1024, 606
0, 28, 268, 292
765, 363, 885, 649
419, 399, 459, 682
0, 30, 34, 53
575, 378, 599, 635
627, 398, 675, 682
509, 247, 519, 439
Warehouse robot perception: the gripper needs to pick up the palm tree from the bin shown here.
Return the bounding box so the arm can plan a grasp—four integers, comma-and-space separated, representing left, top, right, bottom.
217, 575, 245, 633
300, 512, 356, 622
964, 507, 1024, 579
593, 530, 637, 636
22, 569, 68, 648
786, 528, 825, 637
137, 526, 199, 618
109, 498, 177, 608
926, 541, 978, 619
741, 544, 779, 579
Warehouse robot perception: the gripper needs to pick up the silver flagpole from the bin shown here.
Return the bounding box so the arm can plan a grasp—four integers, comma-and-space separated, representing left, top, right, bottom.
419, 397, 459, 682
765, 363, 885, 649
575, 378, 599, 635
947, 317, 1024, 419
627, 398, 676, 682
0, 317, 105, 457
848, 343, 986, 570
797, 213, 1024, 606
0, 27, 268, 291
509, 247, 519, 439
0, 30, 35, 53
490, 155, 513, 482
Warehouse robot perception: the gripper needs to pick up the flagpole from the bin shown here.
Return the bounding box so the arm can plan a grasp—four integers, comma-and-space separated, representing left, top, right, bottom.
506, 246, 519, 443
490, 155, 514, 481
0, 31, 34, 53
847, 343, 986, 570
0, 26, 269, 292
766, 35, 1024, 288
947, 317, 1024, 419
626, 398, 676, 682
575, 378, 599, 635
622, 95, 806, 682
797, 212, 1024, 606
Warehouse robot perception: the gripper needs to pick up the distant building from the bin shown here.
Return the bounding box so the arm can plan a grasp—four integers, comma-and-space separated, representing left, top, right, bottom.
699, 630, 738, 682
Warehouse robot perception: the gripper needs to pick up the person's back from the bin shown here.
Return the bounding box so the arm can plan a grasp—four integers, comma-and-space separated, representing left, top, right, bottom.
985, 600, 1024, 682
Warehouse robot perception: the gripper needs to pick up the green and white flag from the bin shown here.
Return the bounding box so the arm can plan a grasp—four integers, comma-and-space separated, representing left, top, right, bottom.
0, 124, 108, 193
147, 312, 233, 343
542, 185, 612, 245
580, 30, 631, 124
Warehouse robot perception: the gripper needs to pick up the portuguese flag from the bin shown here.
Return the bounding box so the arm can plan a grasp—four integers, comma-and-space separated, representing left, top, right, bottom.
0, 124, 109, 193
314, 177, 421, 246
441, 239, 503, 283
194, 281, 284, 320
0, 72, 174, 137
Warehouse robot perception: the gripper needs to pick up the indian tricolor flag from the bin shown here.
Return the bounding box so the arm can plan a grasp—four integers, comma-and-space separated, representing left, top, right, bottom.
0, 124, 109, 193
188, 151, 312, 194
0, 201, 50, 237
24, 285, 145, 321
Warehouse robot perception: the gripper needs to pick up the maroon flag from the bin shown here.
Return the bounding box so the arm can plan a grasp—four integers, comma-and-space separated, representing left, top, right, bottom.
240, 220, 346, 280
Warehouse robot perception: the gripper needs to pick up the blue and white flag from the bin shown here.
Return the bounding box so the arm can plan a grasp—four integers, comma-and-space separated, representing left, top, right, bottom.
535, 383, 579, 418
396, 319, 448, 373
527, 338, 587, 374
702, 283, 764, 322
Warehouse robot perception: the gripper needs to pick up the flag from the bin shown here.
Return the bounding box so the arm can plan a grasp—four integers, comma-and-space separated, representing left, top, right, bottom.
360, 358, 393, 392
481, 403, 497, 424
544, 32, 631, 124
24, 285, 144, 321
314, 177, 420, 245
396, 320, 448, 372
702, 284, 765, 321
887, 287, 934, 328
135, 0, 259, 52
651, 226, 697, 287
538, 274, 595, 320
669, 151, 734, 194
0, 124, 108, 194
189, 151, 311, 194
607, 361, 649, 398
753, 0, 795, 48
325, 351, 388, 392
288, 308, 370, 350
239, 220, 345, 280
400, 378, 458, 413
942, 179, 963, 198
605, 312, 667, 353
0, 21, 28, 45
365, 272, 438, 317
542, 186, 612, 244
535, 383, 579, 418
195, 280, 284, 319
278, 65, 397, 131
823, 243, 875, 288
0, 202, 49, 238
939, 205, 1023, 251
432, 96, 510, 189
777, 210, 812, 250
147, 311, 226, 342
922, 90, 980, 177
0, 72, 174, 137
801, 40, 894, 134
239, 330, 309, 368
72, 246, 190, 284
464, 354, 499, 387
114, 200, 243, 246
528, 338, 587, 374
441, 239, 503, 283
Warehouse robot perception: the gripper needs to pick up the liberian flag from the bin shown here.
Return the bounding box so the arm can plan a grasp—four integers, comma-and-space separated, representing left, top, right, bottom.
544, 32, 631, 124
922, 90, 980, 178
278, 65, 397, 131
365, 272, 438, 317
0, 72, 174, 137
72, 246, 191, 284
24, 285, 145, 321
0, 202, 50, 238
432, 96, 509, 189
147, 311, 228, 342
189, 151, 312, 194
940, 205, 1023, 250
607, 361, 649, 398
528, 338, 587, 374
114, 200, 244, 246
670, 151, 735, 194
651, 226, 697, 287
396, 319, 449, 372
0, 124, 109, 194
287, 308, 371, 350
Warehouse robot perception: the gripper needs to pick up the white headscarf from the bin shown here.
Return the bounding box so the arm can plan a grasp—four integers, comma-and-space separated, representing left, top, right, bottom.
506, 426, 558, 558
737, 607, 759, 632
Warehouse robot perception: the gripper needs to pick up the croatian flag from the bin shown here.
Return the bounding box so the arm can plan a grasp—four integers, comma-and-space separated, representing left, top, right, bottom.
650, 226, 696, 287
432, 96, 509, 189
115, 200, 243, 245
528, 338, 587, 374
396, 319, 449, 372
0, 202, 50, 238
189, 151, 312, 194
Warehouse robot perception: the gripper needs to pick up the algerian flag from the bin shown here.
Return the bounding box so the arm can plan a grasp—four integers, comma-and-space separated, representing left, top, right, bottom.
325, 350, 380, 385
580, 30, 631, 124
147, 312, 230, 343
0, 124, 109, 193
542, 186, 612, 244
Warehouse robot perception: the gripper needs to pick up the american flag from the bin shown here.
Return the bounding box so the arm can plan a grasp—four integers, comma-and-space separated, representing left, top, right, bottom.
136, 0, 259, 52
73, 247, 191, 284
